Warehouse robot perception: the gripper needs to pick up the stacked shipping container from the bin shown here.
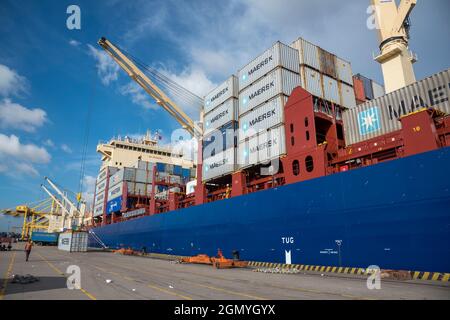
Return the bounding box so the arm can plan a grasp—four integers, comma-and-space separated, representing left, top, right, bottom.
237, 42, 300, 170
343, 69, 450, 145
93, 166, 119, 217
291, 37, 357, 108
106, 166, 154, 214
202, 76, 239, 181
353, 74, 385, 102
92, 160, 194, 217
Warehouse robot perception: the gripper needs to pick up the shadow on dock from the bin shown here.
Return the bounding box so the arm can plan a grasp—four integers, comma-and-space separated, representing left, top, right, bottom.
0, 276, 68, 295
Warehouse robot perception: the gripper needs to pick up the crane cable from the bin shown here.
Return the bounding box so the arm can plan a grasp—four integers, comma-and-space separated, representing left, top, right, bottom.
77, 67, 96, 207
116, 43, 203, 103
114, 43, 204, 114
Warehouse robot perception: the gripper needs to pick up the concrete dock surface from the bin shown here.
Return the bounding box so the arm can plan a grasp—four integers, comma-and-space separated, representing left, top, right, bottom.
1, 244, 449, 300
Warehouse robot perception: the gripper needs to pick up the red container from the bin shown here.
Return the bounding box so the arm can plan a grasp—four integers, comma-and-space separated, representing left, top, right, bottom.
353, 77, 366, 102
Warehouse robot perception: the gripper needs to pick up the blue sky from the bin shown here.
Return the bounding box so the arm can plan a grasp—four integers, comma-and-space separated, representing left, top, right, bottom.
0, 0, 449, 231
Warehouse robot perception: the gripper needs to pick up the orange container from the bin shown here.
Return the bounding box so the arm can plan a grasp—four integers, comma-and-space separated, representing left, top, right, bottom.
353, 77, 366, 102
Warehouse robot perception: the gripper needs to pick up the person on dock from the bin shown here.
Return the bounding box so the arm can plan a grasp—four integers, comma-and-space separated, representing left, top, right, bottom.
24, 240, 33, 262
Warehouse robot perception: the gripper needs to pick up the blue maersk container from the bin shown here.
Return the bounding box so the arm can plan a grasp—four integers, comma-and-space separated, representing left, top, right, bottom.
106, 196, 122, 214
31, 231, 59, 245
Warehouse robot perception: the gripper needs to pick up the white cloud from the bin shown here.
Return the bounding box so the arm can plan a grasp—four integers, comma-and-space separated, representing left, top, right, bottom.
87, 44, 120, 85
0, 64, 28, 97
61, 144, 73, 154
14, 163, 39, 176
119, 81, 157, 110
0, 99, 47, 132
159, 67, 216, 120
69, 39, 81, 47
0, 134, 51, 178
64, 154, 100, 172
43, 139, 55, 148
0, 134, 51, 163
121, 0, 377, 83
161, 67, 216, 98
82, 175, 96, 207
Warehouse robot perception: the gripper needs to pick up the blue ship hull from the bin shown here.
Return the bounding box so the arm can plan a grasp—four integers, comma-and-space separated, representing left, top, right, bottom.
91, 147, 450, 273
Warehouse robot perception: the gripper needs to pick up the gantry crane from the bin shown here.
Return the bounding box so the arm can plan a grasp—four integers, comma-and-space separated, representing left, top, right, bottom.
1, 198, 57, 240
97, 37, 203, 138
371, 0, 418, 93
41, 177, 86, 230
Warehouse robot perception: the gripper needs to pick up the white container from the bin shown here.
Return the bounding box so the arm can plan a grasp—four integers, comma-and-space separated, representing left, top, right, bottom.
239, 95, 287, 142
323, 75, 340, 104
108, 182, 123, 200
97, 169, 107, 183
343, 69, 450, 145
238, 125, 286, 169
299, 66, 323, 99
71, 232, 88, 252
204, 76, 238, 114
291, 37, 320, 71
134, 183, 147, 195
109, 170, 122, 187
97, 166, 119, 183
156, 172, 183, 185
135, 169, 148, 183
372, 81, 385, 99
203, 98, 237, 135
238, 42, 299, 91
239, 68, 300, 116
93, 202, 104, 217
94, 190, 105, 205
95, 180, 107, 194
186, 180, 197, 195
202, 148, 236, 181
135, 160, 154, 171
109, 167, 138, 186
155, 187, 182, 200
123, 167, 136, 181
340, 82, 357, 108
335, 56, 353, 85
58, 231, 88, 252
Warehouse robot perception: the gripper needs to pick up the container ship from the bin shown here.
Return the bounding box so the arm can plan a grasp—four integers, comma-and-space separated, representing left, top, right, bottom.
88, 1, 450, 273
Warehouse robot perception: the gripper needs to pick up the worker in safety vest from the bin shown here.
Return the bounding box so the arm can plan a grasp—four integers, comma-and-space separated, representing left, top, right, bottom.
24, 240, 33, 262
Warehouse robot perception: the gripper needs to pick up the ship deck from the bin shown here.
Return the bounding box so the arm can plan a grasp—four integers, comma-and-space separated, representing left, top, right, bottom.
1, 244, 449, 300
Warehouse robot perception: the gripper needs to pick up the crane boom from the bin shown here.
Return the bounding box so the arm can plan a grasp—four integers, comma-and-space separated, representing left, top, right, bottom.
41, 184, 71, 217
98, 37, 203, 138
44, 177, 79, 216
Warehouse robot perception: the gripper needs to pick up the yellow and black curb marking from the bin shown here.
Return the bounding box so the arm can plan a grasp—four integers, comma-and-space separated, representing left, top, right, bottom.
411, 271, 450, 282
247, 261, 450, 283
109, 251, 449, 283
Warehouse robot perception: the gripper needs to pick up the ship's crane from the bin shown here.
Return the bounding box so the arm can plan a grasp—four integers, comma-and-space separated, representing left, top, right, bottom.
98, 37, 203, 138
371, 0, 418, 93
41, 177, 86, 229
